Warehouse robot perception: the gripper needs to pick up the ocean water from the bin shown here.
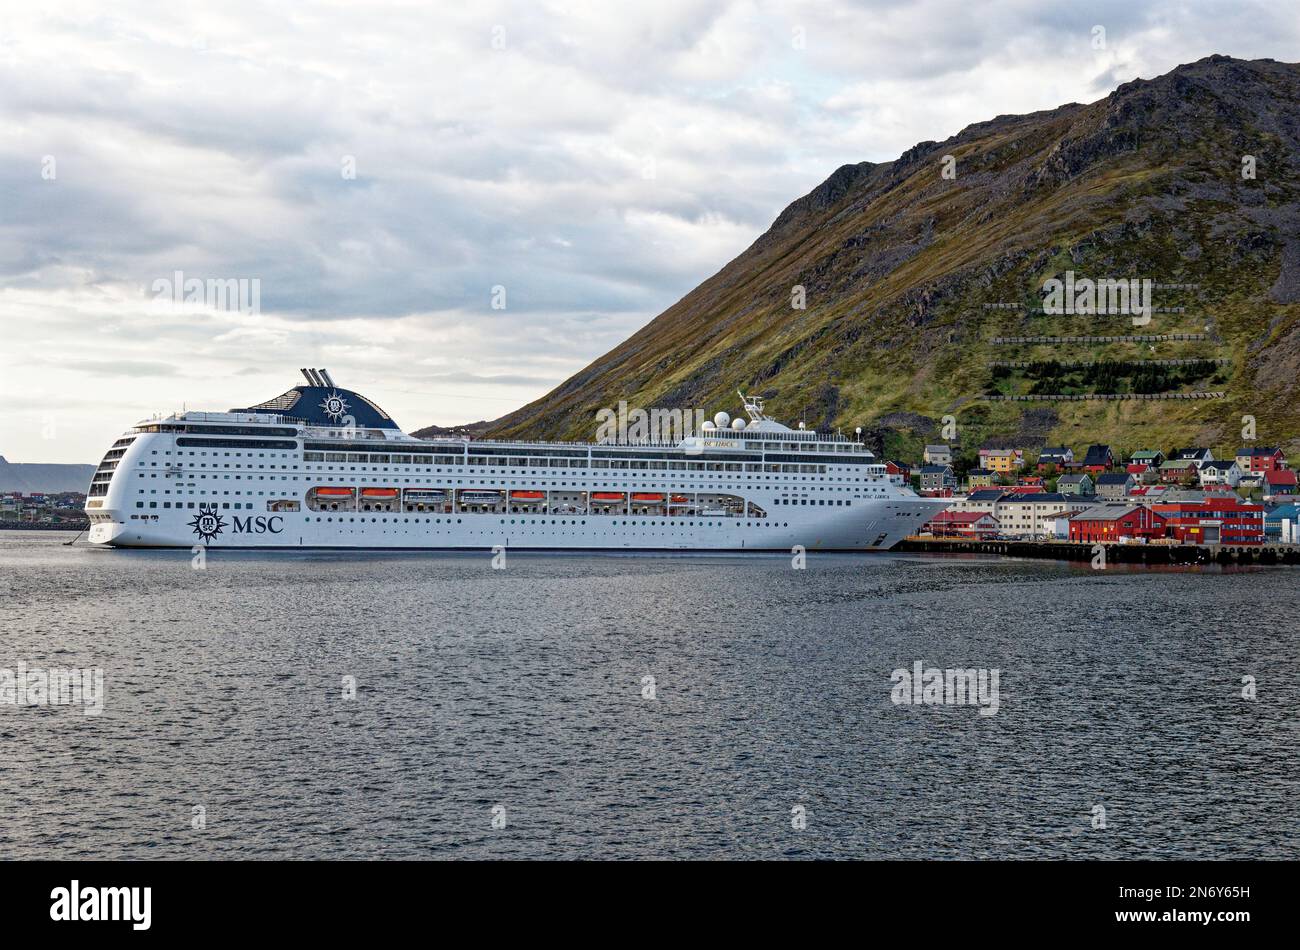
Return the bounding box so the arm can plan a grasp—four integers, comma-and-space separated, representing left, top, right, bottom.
1, 530, 1296, 860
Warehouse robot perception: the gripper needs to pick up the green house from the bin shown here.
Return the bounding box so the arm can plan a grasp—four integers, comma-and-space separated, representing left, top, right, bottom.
1056, 473, 1094, 496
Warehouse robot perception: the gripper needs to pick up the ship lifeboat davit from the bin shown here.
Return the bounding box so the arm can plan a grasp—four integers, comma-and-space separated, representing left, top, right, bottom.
314, 487, 355, 496
361, 487, 399, 498
631, 493, 664, 503
510, 490, 545, 501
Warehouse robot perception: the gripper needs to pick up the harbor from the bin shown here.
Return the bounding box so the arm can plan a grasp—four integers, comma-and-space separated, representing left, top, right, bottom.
898, 536, 1300, 565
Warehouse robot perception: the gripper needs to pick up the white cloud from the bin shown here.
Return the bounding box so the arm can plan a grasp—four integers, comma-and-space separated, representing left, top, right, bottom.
1, 0, 1297, 460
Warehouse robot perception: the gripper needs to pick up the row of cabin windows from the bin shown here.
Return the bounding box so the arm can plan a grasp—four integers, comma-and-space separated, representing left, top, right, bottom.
302, 451, 833, 474
137, 501, 253, 509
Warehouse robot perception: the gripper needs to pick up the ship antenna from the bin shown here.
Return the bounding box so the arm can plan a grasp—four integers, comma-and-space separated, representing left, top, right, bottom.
737, 390, 766, 423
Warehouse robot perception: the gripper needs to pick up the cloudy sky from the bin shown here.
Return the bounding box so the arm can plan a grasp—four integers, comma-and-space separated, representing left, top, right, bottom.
2, 0, 1296, 462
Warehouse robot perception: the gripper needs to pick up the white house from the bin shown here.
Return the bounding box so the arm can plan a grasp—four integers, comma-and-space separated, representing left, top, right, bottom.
992, 492, 1074, 539
1198, 459, 1242, 488
923, 444, 953, 466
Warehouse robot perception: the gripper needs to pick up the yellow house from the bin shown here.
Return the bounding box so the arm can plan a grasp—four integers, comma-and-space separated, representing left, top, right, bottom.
980, 448, 1024, 474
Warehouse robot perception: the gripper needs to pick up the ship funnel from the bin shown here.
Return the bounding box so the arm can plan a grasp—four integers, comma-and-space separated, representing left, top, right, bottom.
300, 368, 313, 385
319, 369, 336, 388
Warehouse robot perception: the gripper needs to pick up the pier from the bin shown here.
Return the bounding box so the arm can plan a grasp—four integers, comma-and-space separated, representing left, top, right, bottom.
896, 537, 1300, 565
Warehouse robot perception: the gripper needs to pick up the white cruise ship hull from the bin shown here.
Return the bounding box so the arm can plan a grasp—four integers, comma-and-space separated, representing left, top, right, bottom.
87, 496, 942, 552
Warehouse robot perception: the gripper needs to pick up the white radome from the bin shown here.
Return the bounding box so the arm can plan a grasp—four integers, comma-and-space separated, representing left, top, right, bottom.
731, 418, 746, 430
713, 411, 731, 428
701, 421, 716, 431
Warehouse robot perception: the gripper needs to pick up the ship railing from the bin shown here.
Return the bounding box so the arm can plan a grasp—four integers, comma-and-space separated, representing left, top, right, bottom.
172, 411, 312, 426
302, 426, 391, 440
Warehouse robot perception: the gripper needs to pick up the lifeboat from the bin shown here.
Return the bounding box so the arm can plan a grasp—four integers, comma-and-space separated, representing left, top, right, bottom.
361, 488, 398, 498
459, 490, 503, 501
510, 490, 545, 501
405, 489, 446, 498
669, 494, 690, 504
591, 492, 625, 502
631, 493, 664, 503
314, 487, 355, 497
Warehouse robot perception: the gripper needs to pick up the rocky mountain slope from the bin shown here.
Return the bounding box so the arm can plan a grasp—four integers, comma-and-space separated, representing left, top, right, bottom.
476, 56, 1300, 461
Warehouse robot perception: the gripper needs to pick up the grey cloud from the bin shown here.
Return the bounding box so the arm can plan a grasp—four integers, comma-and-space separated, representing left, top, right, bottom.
2, 0, 1298, 461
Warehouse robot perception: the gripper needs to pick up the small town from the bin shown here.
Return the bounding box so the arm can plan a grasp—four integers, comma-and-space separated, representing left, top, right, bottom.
898, 443, 1299, 550
0, 492, 89, 529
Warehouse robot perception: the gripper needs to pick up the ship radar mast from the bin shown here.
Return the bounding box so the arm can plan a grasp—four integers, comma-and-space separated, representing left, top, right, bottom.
737, 391, 768, 425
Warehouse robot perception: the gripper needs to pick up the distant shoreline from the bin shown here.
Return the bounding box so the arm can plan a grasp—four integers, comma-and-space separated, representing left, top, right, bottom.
0, 522, 86, 532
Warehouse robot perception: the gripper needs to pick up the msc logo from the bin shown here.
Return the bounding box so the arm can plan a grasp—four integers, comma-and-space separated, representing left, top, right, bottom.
320, 389, 351, 422
188, 510, 283, 540
233, 516, 284, 534
188, 509, 226, 542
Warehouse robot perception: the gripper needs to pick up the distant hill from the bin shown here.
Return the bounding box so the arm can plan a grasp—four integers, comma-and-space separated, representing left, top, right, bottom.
0, 456, 95, 494
471, 55, 1300, 463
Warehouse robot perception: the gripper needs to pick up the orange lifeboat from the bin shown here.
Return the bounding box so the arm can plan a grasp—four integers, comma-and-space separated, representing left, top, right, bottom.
670, 494, 690, 504
511, 490, 545, 501
631, 493, 664, 503
591, 492, 625, 502
361, 488, 398, 498
315, 487, 355, 496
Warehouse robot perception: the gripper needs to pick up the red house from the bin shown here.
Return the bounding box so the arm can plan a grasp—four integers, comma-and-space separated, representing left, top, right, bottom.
1264, 469, 1297, 499
1152, 498, 1266, 545
1236, 447, 1287, 474
1068, 505, 1165, 543
1080, 444, 1114, 474
925, 510, 1000, 539
1159, 460, 1200, 484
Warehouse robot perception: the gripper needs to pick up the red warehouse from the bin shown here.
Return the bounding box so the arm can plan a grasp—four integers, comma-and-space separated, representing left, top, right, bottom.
1152, 499, 1266, 544
1068, 505, 1166, 543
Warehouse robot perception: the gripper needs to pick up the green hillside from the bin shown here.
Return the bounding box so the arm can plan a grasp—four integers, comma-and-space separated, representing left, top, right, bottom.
479, 56, 1300, 462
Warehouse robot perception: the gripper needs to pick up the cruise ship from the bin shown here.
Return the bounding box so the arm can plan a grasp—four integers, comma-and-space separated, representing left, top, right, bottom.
84, 370, 946, 551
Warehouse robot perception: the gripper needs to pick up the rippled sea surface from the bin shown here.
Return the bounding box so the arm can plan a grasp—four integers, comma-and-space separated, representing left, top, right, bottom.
1, 530, 1297, 860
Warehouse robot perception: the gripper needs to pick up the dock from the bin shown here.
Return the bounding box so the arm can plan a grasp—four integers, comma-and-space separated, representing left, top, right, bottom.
896, 537, 1300, 565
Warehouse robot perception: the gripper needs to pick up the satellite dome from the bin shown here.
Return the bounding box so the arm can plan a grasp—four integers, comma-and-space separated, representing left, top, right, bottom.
713, 411, 731, 428
731, 417, 746, 430
701, 420, 716, 431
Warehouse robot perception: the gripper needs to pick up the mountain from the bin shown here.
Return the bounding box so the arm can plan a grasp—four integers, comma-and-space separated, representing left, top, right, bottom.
409, 420, 494, 441
0, 456, 96, 494
475, 56, 1300, 464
